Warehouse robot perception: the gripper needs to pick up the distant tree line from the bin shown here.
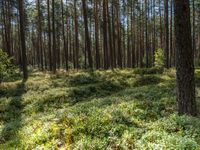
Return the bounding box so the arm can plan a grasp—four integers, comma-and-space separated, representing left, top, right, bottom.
1, 0, 200, 71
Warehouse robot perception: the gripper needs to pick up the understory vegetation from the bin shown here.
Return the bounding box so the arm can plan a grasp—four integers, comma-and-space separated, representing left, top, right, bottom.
0, 68, 200, 149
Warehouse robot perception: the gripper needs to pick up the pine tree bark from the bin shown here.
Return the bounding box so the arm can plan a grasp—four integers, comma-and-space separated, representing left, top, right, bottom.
52, 0, 56, 73
94, 0, 100, 69
164, 0, 169, 68
127, 4, 131, 68
82, 0, 93, 69
169, 0, 173, 67
37, 0, 43, 70
61, 0, 68, 71
159, 0, 163, 49
117, 0, 122, 68
174, 0, 197, 116
107, 0, 113, 69
18, 0, 28, 80
74, 0, 79, 69
47, 0, 52, 71
103, 0, 108, 69
153, 0, 156, 66
131, 0, 135, 68
192, 0, 196, 58
2, 0, 12, 57
145, 0, 149, 68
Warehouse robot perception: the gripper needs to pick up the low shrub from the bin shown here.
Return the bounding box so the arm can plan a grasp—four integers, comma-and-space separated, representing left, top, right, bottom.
134, 67, 164, 75
0, 50, 17, 83
133, 75, 163, 87
155, 48, 165, 68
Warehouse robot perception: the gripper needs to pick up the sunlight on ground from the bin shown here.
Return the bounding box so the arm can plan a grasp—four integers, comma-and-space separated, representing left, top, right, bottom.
0, 68, 199, 149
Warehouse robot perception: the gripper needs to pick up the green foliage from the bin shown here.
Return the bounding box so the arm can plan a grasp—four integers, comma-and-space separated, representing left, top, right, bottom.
67, 72, 99, 86
0, 50, 15, 83
155, 48, 165, 68
133, 75, 164, 87
134, 67, 164, 75
0, 69, 200, 149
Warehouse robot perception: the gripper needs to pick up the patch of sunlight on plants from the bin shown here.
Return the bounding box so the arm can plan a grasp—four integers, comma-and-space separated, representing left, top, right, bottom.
136, 130, 198, 150
1, 68, 200, 149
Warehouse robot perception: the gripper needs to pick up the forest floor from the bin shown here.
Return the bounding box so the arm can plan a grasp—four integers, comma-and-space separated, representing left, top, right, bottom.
0, 68, 200, 149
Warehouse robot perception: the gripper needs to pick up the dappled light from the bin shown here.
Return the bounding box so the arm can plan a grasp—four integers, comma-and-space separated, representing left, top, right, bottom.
0, 0, 200, 149
0, 81, 26, 147
0, 69, 199, 149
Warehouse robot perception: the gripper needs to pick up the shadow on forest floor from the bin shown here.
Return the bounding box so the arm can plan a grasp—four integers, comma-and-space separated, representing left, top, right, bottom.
0, 80, 26, 144
1, 69, 200, 149
33, 73, 168, 114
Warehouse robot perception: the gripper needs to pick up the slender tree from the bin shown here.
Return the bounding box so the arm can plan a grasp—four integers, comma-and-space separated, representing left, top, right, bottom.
117, 0, 122, 68
192, 0, 196, 57
94, 0, 100, 69
47, 0, 52, 71
164, 0, 169, 68
103, 0, 108, 69
52, 0, 56, 73
61, 0, 68, 70
74, 0, 79, 69
169, 0, 173, 67
82, 0, 93, 69
37, 0, 43, 70
159, 0, 163, 48
18, 0, 28, 80
145, 0, 149, 67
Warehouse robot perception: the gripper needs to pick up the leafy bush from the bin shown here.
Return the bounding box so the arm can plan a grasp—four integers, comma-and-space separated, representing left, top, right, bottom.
155, 48, 165, 68
0, 50, 15, 83
133, 75, 163, 87
67, 73, 99, 86
134, 67, 164, 75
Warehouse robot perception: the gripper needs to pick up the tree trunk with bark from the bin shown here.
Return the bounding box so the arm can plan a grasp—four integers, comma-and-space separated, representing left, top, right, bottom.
174, 0, 197, 116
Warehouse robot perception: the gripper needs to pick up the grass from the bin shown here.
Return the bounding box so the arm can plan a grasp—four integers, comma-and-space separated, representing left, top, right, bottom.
0, 68, 200, 149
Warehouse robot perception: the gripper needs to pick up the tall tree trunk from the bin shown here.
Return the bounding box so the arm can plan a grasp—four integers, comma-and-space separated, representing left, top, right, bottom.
61, 0, 68, 70
52, 0, 56, 73
112, 0, 116, 68
164, 0, 169, 68
103, 0, 108, 69
174, 0, 197, 116
131, 0, 135, 68
116, 0, 122, 68
140, 4, 144, 68
107, 0, 113, 69
37, 0, 43, 70
2, 0, 12, 57
159, 0, 163, 49
152, 0, 156, 66
127, 4, 131, 68
145, 0, 149, 68
47, 0, 52, 71
74, 0, 79, 69
94, 0, 100, 69
18, 0, 28, 80
192, 0, 196, 60
82, 0, 93, 69
169, 0, 173, 67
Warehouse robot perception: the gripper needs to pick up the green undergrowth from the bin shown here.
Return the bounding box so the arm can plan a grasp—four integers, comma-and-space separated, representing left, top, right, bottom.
0, 68, 199, 149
